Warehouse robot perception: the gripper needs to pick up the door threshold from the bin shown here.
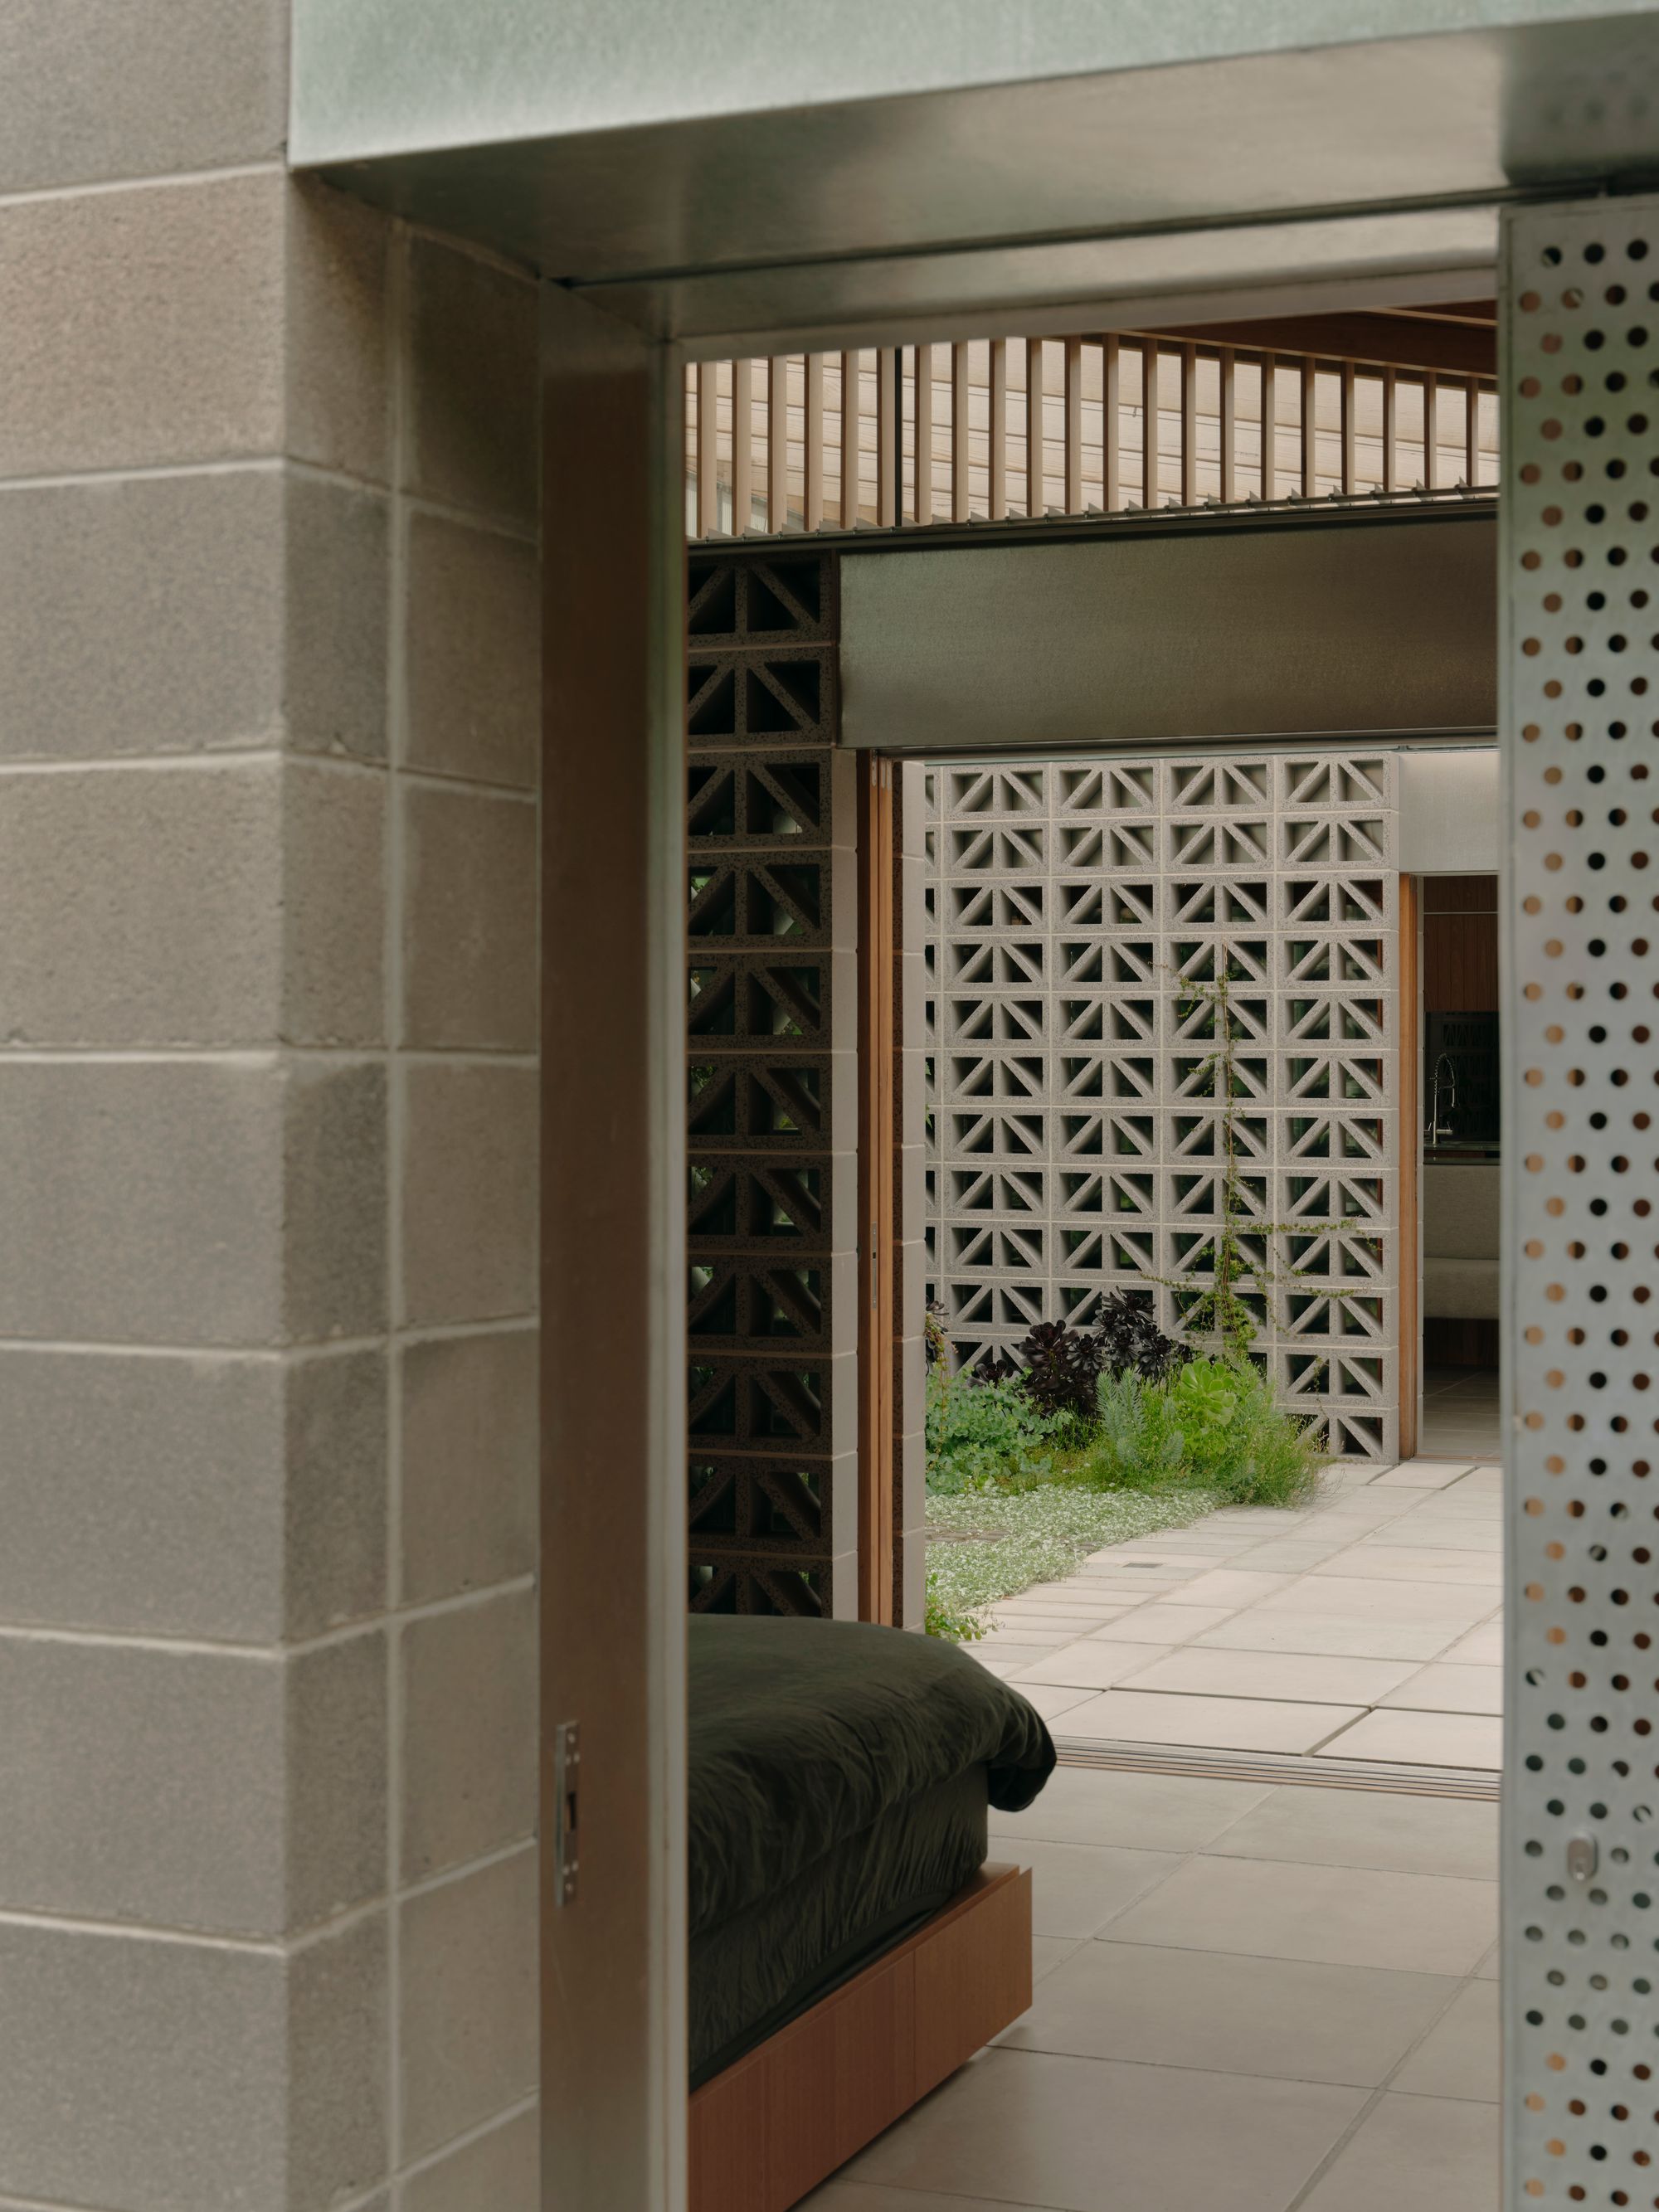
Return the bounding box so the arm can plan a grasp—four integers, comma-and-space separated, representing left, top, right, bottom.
1052, 1736, 1500, 1801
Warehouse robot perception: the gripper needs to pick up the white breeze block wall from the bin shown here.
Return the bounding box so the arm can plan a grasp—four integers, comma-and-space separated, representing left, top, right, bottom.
924, 749, 1402, 1459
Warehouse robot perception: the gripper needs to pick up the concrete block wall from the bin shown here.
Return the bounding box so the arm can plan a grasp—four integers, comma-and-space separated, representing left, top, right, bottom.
0, 11, 541, 2205
924, 751, 1403, 1460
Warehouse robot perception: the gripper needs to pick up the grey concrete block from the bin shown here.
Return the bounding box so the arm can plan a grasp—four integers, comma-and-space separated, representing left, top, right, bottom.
283, 760, 387, 1047
400, 1586, 537, 1882
0, 1636, 280, 1932
405, 510, 540, 789
0, 172, 285, 478
0, 760, 283, 1046
284, 1347, 390, 1640
398, 1848, 538, 2162
0, 1059, 285, 1344
0, 0, 285, 192
285, 179, 392, 488
288, 1913, 391, 2212
0, 1344, 384, 1641
0, 1629, 384, 1936
399, 1063, 538, 1328
287, 1632, 391, 1932
0, 1919, 288, 2211
401, 782, 538, 1051
407, 237, 538, 523
400, 2103, 538, 2212
0, 470, 284, 761
285, 469, 391, 761
283, 1060, 389, 1343
400, 1329, 538, 1606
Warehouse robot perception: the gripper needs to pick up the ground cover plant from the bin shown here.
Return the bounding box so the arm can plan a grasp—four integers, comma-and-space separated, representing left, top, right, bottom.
924, 1298, 1325, 1638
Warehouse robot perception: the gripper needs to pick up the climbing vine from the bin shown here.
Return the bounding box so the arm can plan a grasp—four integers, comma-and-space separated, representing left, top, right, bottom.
1167, 960, 1364, 1370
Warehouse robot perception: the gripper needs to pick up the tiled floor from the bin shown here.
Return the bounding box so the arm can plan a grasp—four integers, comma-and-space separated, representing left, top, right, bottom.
804, 1767, 1501, 2212
1419, 1365, 1501, 1461
967, 1456, 1504, 1770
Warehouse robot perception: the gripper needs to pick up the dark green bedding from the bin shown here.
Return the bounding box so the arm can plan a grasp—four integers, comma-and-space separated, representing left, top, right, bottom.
688, 1615, 1055, 2084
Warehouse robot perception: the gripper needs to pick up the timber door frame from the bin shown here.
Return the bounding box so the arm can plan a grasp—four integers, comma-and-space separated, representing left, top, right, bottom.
1399, 873, 1422, 1461
541, 288, 688, 2212
857, 755, 898, 1622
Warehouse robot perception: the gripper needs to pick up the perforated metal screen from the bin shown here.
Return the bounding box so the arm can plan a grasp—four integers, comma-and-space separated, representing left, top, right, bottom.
1505, 196, 1659, 2209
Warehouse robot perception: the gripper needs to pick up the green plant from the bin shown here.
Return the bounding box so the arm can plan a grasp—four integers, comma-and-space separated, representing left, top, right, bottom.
924, 1365, 1065, 1495
1077, 1354, 1324, 1509
926, 1483, 1224, 1638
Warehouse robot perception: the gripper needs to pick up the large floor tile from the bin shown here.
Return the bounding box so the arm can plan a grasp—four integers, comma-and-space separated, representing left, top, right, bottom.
1206, 1785, 1499, 1882
1000, 1837, 1183, 1939
1013, 1641, 1175, 1690
1194, 1612, 1461, 1661
1105, 1854, 1496, 1975
1297, 2091, 1499, 2212
1082, 1602, 1238, 1644
1255, 1574, 1495, 1624
1000, 1938, 1459, 2088
843, 2047, 1366, 2212
1121, 1646, 1418, 1707
1317, 1708, 1502, 1769
1029, 1933, 1085, 1983
1390, 1980, 1500, 2102
989, 1765, 1271, 1853
805, 2185, 1047, 2211
1056, 1689, 1363, 1754
1379, 1662, 1503, 1716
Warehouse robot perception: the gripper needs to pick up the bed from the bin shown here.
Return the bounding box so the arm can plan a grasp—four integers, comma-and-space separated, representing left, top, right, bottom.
688, 1614, 1055, 2211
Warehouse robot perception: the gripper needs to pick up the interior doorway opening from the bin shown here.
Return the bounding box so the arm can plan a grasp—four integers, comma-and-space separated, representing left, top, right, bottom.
1415, 873, 1501, 1461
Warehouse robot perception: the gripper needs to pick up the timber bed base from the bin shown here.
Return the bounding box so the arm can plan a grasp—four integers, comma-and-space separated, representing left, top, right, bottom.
688, 1862, 1033, 2212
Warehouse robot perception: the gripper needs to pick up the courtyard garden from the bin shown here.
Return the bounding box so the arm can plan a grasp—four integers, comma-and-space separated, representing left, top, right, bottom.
924, 1298, 1326, 1638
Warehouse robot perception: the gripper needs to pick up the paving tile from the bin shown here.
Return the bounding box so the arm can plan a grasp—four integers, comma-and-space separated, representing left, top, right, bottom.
1194, 1612, 1468, 1662
1474, 1943, 1499, 1980
1106, 1854, 1496, 1976
1000, 1938, 1460, 2087
989, 1765, 1272, 1853
1297, 2090, 1499, 2212
990, 1611, 1121, 1636
1256, 1575, 1496, 1624
971, 1639, 1071, 1666
1379, 1662, 1503, 1716
1363, 1522, 1501, 1553
843, 2046, 1366, 2212
1009, 1683, 1099, 1721
1056, 1689, 1364, 1755
1013, 1641, 1175, 1691
1370, 1461, 1475, 1488
999, 1837, 1184, 1939
1225, 1540, 1355, 1571
1316, 1709, 1502, 1770
1120, 1646, 1420, 1707
1155, 1568, 1295, 1607
1206, 1786, 1499, 1882
1390, 1980, 1500, 2102
1083, 1602, 1238, 1644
